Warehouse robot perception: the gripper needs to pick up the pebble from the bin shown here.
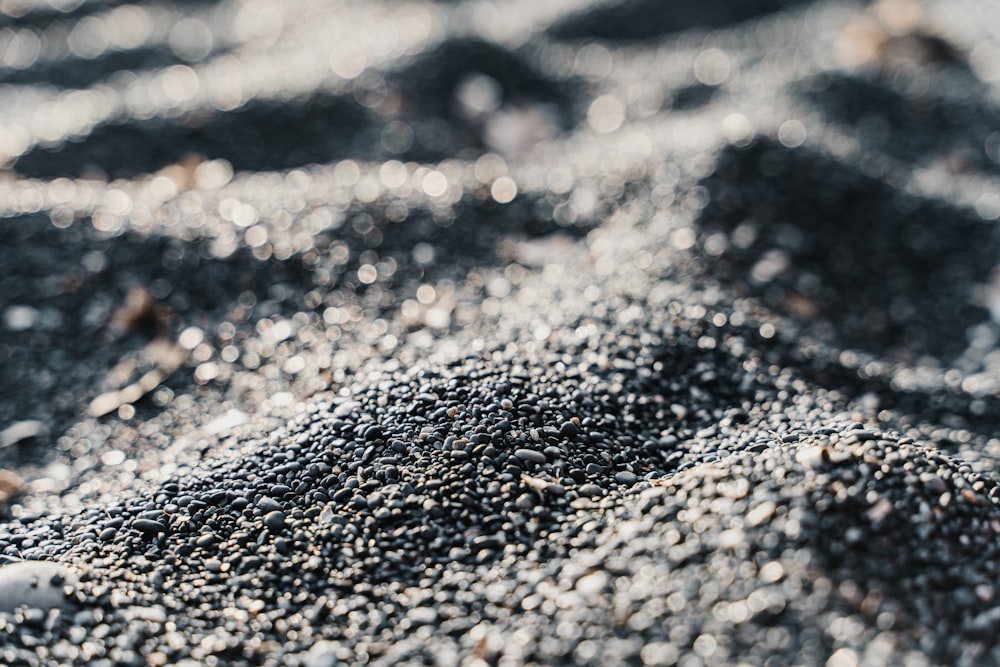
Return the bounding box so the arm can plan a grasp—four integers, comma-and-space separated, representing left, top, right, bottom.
258, 497, 282, 512
196, 533, 217, 549
0, 420, 48, 449
408, 607, 439, 626
0, 561, 78, 613
3, 2, 1000, 666
304, 641, 342, 667
264, 511, 286, 532
560, 421, 579, 438
513, 448, 547, 464
133, 519, 167, 534
614, 471, 638, 484
124, 606, 167, 623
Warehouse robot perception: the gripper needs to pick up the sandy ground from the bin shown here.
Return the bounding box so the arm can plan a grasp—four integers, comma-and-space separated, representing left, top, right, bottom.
2, 0, 1000, 665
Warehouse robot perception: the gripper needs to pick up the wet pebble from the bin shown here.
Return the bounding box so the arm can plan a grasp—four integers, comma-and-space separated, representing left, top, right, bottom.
264, 511, 286, 532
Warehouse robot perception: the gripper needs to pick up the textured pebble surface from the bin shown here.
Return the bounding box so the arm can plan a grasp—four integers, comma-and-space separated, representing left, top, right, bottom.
3, 0, 1000, 665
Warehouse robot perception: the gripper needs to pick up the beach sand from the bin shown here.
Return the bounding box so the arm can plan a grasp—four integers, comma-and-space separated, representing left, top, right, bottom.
2, 0, 1000, 664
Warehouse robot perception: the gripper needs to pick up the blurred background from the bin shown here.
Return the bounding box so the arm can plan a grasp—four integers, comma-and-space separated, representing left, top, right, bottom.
1, 0, 1000, 511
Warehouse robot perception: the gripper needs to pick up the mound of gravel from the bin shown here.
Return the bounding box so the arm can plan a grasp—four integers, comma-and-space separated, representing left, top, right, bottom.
3, 0, 1000, 665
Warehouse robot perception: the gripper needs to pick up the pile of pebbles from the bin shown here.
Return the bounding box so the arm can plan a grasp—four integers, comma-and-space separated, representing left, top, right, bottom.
3, 0, 1000, 665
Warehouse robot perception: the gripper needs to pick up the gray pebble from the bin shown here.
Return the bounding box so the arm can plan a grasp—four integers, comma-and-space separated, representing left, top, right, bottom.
614, 471, 638, 484
0, 561, 78, 613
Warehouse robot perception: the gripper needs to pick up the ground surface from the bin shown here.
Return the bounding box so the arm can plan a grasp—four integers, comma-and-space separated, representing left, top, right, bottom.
2, 0, 1000, 665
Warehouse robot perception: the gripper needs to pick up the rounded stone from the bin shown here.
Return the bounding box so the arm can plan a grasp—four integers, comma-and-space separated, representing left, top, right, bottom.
614, 471, 638, 484
196, 533, 218, 548
134, 518, 167, 534
264, 511, 286, 531
258, 496, 282, 512
514, 448, 547, 464
0, 560, 79, 613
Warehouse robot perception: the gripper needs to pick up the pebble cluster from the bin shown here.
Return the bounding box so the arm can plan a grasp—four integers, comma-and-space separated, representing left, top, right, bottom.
2, 0, 1000, 665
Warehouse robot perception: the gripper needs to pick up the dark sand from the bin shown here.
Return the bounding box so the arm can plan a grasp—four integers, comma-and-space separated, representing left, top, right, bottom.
2, 0, 1000, 665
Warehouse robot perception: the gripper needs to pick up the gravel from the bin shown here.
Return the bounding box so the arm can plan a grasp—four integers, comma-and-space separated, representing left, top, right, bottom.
2, 0, 1000, 665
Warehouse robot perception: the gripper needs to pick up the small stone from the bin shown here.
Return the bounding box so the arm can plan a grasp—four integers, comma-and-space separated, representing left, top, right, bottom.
0, 561, 78, 613
134, 519, 167, 534
196, 533, 217, 548
264, 511, 286, 532
0, 420, 47, 449
305, 640, 342, 667
332, 401, 360, 418
543, 445, 563, 459
258, 496, 282, 512
408, 606, 438, 625
514, 448, 547, 464
575, 571, 609, 598
124, 605, 167, 623
515, 493, 536, 509
614, 471, 638, 484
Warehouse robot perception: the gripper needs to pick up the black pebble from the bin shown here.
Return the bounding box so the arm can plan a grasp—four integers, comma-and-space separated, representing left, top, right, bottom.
258, 497, 282, 512
560, 422, 579, 438
134, 519, 167, 534
264, 511, 286, 532
514, 448, 547, 464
